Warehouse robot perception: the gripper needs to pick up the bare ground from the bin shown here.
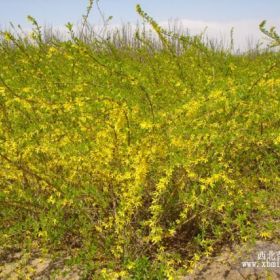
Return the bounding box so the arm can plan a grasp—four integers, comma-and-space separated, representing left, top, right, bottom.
1, 240, 280, 279
182, 240, 280, 280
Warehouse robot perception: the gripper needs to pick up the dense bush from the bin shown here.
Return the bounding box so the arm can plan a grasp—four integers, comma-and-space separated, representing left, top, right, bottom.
0, 4, 279, 279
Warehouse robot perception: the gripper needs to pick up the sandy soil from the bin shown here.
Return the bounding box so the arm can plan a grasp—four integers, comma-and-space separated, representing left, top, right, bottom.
1, 240, 280, 279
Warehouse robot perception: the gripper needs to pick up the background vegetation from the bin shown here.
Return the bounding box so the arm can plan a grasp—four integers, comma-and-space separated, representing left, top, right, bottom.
0, 2, 279, 279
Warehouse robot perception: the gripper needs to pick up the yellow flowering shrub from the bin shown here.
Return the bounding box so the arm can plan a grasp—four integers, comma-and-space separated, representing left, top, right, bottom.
0, 4, 279, 279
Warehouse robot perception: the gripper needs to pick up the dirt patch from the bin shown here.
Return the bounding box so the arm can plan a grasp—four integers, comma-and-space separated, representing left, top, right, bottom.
1, 241, 280, 279
182, 241, 280, 280
0, 249, 83, 280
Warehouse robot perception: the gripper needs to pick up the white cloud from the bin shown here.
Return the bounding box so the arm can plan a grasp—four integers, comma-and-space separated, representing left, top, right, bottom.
159, 19, 280, 51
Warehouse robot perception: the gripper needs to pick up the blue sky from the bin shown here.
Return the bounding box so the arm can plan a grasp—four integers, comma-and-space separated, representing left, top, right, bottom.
0, 0, 279, 27
0, 0, 279, 50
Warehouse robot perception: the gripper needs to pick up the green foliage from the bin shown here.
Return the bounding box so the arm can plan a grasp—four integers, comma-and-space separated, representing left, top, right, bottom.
0, 4, 279, 279
259, 20, 280, 47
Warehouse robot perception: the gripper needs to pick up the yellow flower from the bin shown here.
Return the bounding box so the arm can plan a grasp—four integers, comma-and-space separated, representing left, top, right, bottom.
22, 87, 31, 93
260, 231, 272, 239
47, 195, 55, 205
140, 121, 153, 129
0, 86, 5, 93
